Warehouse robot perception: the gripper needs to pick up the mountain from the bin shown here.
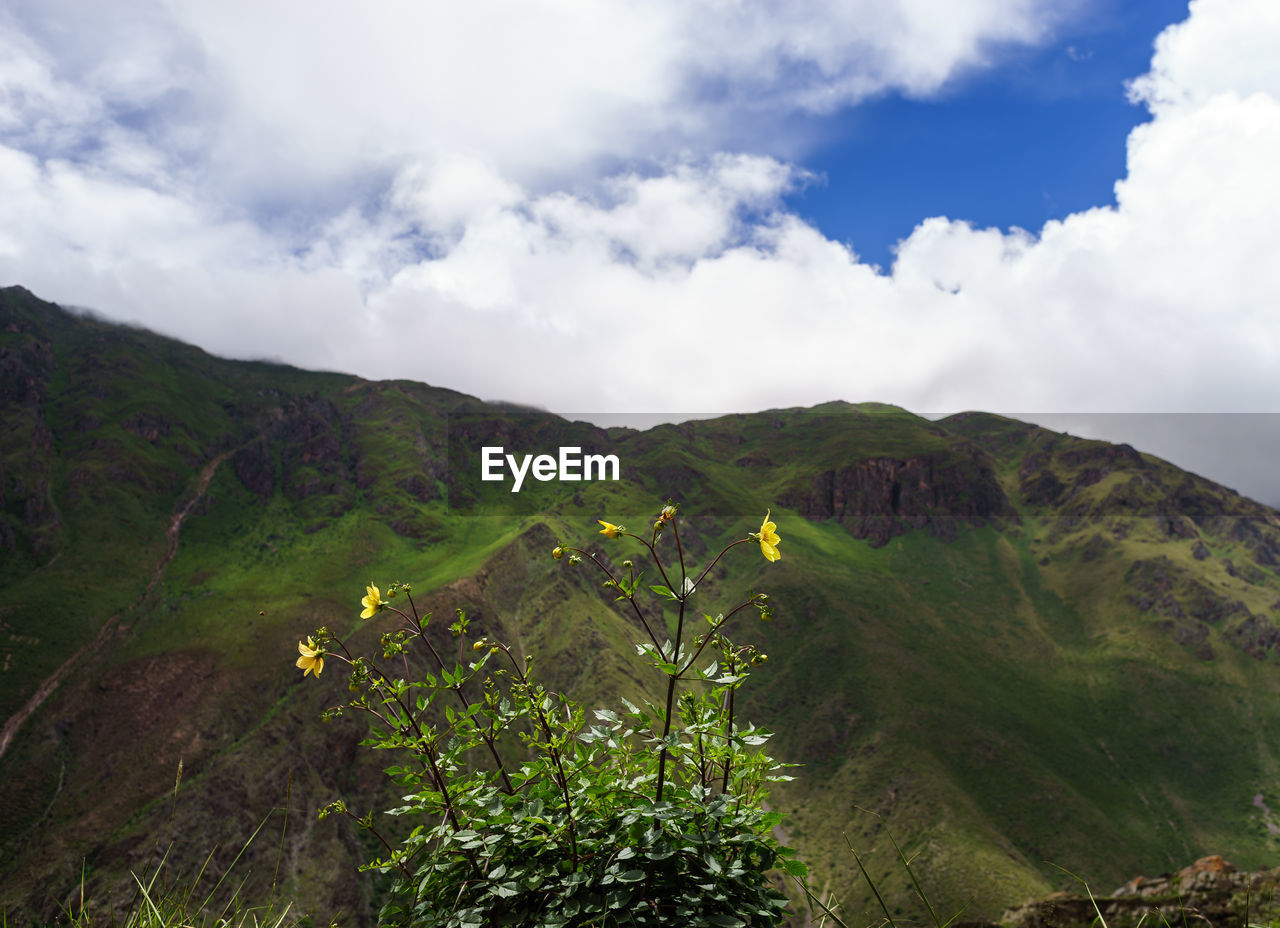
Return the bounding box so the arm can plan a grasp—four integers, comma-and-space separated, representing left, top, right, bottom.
3, 285, 1280, 926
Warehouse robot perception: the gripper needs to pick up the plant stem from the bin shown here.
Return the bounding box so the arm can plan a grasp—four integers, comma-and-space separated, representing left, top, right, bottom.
401, 593, 515, 795
655, 594, 688, 803
676, 597, 758, 676
419, 736, 463, 832
499, 645, 580, 865
691, 538, 751, 591
721, 655, 736, 793
671, 518, 688, 586
628, 533, 676, 598
338, 808, 413, 880
565, 547, 665, 655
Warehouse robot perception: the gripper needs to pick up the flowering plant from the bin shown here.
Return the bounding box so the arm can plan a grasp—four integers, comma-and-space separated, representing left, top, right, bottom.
297, 503, 800, 927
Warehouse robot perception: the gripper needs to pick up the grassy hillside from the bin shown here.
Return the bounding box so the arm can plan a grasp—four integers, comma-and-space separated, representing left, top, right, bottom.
4, 286, 1280, 926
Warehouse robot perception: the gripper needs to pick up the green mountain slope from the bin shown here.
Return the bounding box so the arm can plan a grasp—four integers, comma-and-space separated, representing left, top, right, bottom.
3, 286, 1280, 925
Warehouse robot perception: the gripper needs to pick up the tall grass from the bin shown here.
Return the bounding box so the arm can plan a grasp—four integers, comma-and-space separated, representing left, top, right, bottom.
25, 763, 305, 928
795, 810, 967, 928
40, 832, 301, 928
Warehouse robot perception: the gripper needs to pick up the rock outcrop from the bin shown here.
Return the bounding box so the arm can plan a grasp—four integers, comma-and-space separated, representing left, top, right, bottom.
996, 856, 1280, 928
782, 450, 1016, 547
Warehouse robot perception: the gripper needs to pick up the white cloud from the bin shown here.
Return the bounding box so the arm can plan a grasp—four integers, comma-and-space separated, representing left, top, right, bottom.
0, 20, 100, 148
1128, 0, 1280, 110
2, 0, 1070, 191
390, 157, 524, 238
682, 0, 1065, 110
0, 0, 1278, 448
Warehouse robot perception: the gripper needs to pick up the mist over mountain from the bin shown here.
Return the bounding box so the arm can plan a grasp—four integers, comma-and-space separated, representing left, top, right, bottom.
4, 285, 1280, 926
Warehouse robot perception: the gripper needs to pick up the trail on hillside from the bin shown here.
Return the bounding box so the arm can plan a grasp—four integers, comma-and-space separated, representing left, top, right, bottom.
0, 449, 234, 761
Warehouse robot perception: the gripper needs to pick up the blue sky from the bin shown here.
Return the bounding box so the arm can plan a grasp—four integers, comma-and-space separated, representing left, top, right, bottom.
790, 0, 1183, 269
1, 0, 1279, 500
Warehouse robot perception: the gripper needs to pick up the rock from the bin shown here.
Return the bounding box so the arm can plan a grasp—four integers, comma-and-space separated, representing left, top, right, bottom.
232, 438, 274, 499
781, 451, 1015, 548
1080, 533, 1111, 563
1227, 614, 1280, 658
1004, 857, 1280, 928
1126, 557, 1183, 617
1022, 469, 1066, 505
398, 472, 439, 503
1126, 557, 1279, 659
123, 412, 171, 442
1192, 540, 1210, 560
1156, 514, 1197, 539
1161, 619, 1214, 660
1185, 580, 1246, 624
1059, 442, 1144, 469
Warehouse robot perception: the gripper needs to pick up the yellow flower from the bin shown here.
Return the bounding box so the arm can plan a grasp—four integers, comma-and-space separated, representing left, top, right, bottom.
360, 583, 384, 619
757, 510, 781, 562
296, 637, 324, 677
552, 546, 564, 560
597, 520, 622, 538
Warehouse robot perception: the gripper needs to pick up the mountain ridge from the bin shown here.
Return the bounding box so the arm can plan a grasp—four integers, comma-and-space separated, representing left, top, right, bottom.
4, 285, 1280, 926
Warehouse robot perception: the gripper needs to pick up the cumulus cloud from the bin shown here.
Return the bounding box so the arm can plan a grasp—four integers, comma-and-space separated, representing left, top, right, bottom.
1128, 0, 1280, 109
8, 0, 1074, 170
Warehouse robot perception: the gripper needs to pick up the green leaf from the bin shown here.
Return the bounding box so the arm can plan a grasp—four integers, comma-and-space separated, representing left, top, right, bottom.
704, 916, 746, 927
778, 857, 808, 877
649, 584, 677, 599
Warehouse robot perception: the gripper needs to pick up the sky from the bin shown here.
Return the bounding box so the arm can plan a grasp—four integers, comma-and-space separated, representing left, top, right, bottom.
2, 0, 1279, 502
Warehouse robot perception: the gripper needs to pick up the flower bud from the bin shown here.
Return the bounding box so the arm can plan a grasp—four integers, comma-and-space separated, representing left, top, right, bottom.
473, 640, 487, 652
552, 546, 564, 560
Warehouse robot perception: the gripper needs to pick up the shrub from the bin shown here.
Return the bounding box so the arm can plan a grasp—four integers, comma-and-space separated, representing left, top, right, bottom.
297, 503, 802, 927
